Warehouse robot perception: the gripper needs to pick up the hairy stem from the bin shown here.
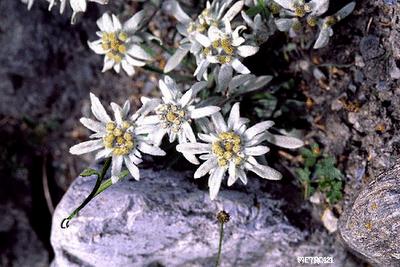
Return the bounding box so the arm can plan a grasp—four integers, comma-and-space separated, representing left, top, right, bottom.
61, 158, 111, 229
215, 222, 225, 267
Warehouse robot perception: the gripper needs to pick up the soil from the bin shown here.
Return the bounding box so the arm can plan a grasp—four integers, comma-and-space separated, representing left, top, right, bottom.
0, 0, 398, 265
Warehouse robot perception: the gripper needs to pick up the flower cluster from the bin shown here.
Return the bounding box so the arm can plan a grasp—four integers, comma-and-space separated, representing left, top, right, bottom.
21, 0, 356, 201
272, 0, 356, 49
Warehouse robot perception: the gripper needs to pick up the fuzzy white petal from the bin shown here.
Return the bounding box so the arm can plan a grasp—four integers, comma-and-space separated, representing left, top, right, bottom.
194, 157, 218, 178
90, 93, 112, 123
80, 117, 106, 133
176, 143, 211, 154
124, 156, 140, 180
69, 139, 103, 155
209, 167, 225, 200
138, 142, 166, 156
190, 106, 220, 119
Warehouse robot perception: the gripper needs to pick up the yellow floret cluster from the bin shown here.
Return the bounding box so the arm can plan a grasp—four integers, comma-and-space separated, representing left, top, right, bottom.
102, 31, 128, 63
208, 37, 235, 64
103, 121, 134, 156
156, 104, 187, 133
212, 132, 243, 167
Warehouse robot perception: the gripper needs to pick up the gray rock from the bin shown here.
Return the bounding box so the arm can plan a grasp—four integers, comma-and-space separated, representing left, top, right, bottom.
51, 168, 358, 267
340, 162, 400, 267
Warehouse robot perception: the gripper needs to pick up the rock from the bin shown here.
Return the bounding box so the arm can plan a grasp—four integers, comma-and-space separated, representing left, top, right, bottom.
340, 162, 400, 267
51, 168, 358, 267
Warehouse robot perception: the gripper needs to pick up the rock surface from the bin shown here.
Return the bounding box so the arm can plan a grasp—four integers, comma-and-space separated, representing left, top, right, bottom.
51, 168, 357, 267
340, 162, 400, 267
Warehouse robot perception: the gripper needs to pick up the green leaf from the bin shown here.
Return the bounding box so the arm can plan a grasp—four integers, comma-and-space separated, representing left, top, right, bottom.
80, 168, 99, 177
296, 167, 311, 183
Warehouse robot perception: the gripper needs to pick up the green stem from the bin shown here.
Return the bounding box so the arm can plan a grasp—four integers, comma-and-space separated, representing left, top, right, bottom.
143, 64, 165, 75
61, 158, 112, 229
215, 222, 225, 267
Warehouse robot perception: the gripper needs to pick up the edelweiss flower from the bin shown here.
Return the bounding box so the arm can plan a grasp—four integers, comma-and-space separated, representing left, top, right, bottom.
176, 103, 304, 200
274, 0, 329, 35
140, 76, 220, 164
88, 12, 153, 76
194, 19, 259, 80
163, 0, 244, 73
48, 0, 108, 24
69, 93, 165, 183
313, 2, 356, 49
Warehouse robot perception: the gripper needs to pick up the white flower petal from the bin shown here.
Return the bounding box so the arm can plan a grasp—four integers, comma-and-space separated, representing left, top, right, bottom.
101, 13, 113, 32
244, 121, 275, 140
313, 27, 332, 49
176, 143, 211, 154
198, 133, 216, 143
129, 153, 143, 165
237, 168, 247, 185
139, 115, 160, 125
273, 0, 293, 10
121, 60, 135, 76
179, 89, 193, 107
211, 112, 228, 133
231, 59, 250, 74
125, 55, 146, 67
275, 18, 294, 32
194, 33, 212, 47
95, 148, 112, 160
90, 93, 112, 123
87, 40, 105, 54
237, 45, 259, 57
80, 117, 106, 133
228, 103, 240, 130
194, 60, 210, 81
69, 139, 103, 155
124, 156, 140, 180
309, 0, 329, 16
70, 0, 86, 14
190, 106, 220, 119
222, 0, 244, 22
164, 47, 189, 73
227, 162, 238, 186
194, 157, 218, 178
110, 102, 123, 125
159, 78, 175, 102
127, 45, 153, 61
265, 133, 304, 149
138, 142, 166, 156
163, 0, 192, 24
182, 122, 196, 143
112, 14, 122, 31
245, 159, 282, 180
123, 10, 145, 33
111, 155, 123, 180
218, 64, 233, 91
209, 167, 225, 200
102, 56, 115, 72
243, 145, 270, 156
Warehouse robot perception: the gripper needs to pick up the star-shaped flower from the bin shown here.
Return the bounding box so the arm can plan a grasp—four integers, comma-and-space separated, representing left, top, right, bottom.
274, 0, 329, 36
193, 19, 259, 80
88, 12, 154, 76
163, 0, 245, 73
176, 103, 303, 200
140, 76, 221, 164
69, 93, 165, 183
